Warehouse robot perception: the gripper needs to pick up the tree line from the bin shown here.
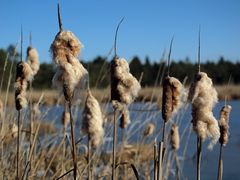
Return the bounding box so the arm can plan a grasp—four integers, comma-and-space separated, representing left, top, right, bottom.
0, 45, 239, 91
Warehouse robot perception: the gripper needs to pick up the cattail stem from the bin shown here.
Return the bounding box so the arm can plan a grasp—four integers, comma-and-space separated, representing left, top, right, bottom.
157, 141, 163, 180
114, 17, 124, 58
88, 135, 92, 180
62, 127, 66, 174
197, 137, 202, 180
161, 121, 166, 160
16, 110, 21, 180
112, 110, 117, 180
154, 141, 157, 180
217, 144, 223, 180
175, 150, 180, 180
69, 101, 77, 180
121, 128, 125, 146
57, 2, 63, 32
167, 36, 174, 77
28, 82, 33, 175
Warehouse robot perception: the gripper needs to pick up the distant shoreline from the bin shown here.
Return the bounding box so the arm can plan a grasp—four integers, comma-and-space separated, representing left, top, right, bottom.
1, 85, 239, 107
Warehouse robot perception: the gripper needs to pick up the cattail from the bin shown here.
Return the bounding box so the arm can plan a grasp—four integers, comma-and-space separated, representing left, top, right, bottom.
219, 105, 231, 146
170, 123, 180, 150
111, 57, 141, 107
82, 90, 104, 148
188, 72, 220, 149
15, 62, 33, 110
50, 31, 88, 101
162, 76, 183, 122
143, 123, 155, 137
61, 103, 70, 130
27, 46, 39, 76
119, 107, 130, 129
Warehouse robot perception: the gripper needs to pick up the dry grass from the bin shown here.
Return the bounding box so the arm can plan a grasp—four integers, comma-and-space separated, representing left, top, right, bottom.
1, 85, 239, 107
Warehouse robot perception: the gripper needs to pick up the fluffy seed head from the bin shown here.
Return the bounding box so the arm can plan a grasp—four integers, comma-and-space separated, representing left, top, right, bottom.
219, 105, 231, 146
111, 57, 141, 106
51, 31, 88, 101
16, 62, 34, 82
50, 31, 83, 65
143, 123, 155, 137
27, 47, 39, 76
170, 123, 180, 150
15, 73, 28, 110
188, 72, 220, 149
82, 90, 104, 148
162, 76, 183, 122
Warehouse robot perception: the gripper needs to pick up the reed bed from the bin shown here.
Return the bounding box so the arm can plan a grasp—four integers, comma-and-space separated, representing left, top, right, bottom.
0, 3, 237, 180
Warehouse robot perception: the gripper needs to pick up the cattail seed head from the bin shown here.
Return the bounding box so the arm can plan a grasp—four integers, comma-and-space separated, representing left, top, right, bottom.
111, 58, 141, 107
119, 107, 130, 129
188, 72, 220, 149
162, 76, 183, 122
143, 123, 155, 137
219, 105, 231, 146
27, 46, 39, 76
82, 90, 104, 148
50, 31, 83, 65
50, 31, 88, 101
15, 63, 29, 110
170, 123, 180, 150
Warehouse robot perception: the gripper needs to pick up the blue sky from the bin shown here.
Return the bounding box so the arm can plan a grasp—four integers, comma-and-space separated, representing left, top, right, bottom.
0, 0, 240, 63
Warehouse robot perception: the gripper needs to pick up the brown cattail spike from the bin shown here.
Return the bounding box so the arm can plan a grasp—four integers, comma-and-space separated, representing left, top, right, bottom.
219, 105, 231, 146
162, 76, 182, 122
171, 123, 180, 150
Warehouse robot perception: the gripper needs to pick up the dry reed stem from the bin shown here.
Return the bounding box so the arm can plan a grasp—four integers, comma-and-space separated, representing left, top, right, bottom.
197, 137, 202, 180
157, 141, 163, 180
112, 110, 117, 180
217, 144, 223, 180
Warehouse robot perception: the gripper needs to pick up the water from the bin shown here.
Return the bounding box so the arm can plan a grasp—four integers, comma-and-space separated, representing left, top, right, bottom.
39, 100, 240, 179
